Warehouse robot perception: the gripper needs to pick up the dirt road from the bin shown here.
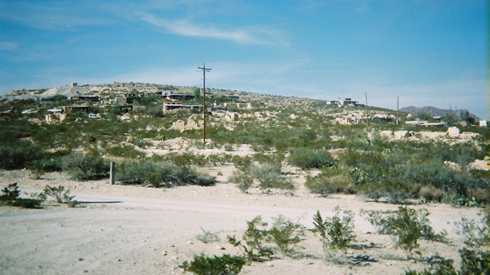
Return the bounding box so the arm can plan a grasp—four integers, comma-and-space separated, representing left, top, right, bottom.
0, 171, 482, 275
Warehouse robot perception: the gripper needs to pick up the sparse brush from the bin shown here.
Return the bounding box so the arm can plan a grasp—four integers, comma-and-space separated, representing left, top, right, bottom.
229, 169, 253, 192
305, 166, 354, 196
0, 183, 44, 209
456, 212, 490, 249
268, 216, 305, 257
39, 185, 76, 205
250, 163, 293, 190
62, 153, 109, 180
365, 207, 448, 252
180, 254, 246, 275
230, 163, 293, 191
312, 208, 356, 250
227, 216, 274, 262
288, 148, 335, 169
116, 160, 216, 187
404, 257, 457, 275
0, 183, 20, 201
460, 247, 490, 274
196, 229, 220, 244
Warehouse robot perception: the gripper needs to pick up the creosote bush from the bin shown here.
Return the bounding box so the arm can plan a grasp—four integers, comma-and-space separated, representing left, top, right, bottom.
228, 216, 304, 262
38, 185, 76, 206
0, 183, 43, 209
116, 160, 216, 187
365, 207, 448, 251
0, 141, 43, 170
288, 148, 334, 169
305, 166, 354, 196
269, 216, 305, 256
180, 254, 246, 275
228, 216, 274, 262
62, 153, 109, 180
312, 208, 355, 250
230, 163, 293, 192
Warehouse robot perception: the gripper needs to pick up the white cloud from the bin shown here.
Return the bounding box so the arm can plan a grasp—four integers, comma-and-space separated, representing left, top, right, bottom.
0, 41, 18, 51
140, 13, 288, 46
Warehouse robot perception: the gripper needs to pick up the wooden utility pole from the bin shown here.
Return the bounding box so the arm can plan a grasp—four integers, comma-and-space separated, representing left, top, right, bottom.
396, 96, 400, 125
198, 64, 212, 145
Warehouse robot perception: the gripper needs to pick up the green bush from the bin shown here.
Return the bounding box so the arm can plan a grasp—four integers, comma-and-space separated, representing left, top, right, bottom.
312, 208, 356, 250
250, 163, 293, 190
180, 254, 246, 275
230, 169, 254, 192
0, 141, 43, 169
457, 212, 490, 249
404, 257, 457, 275
365, 207, 447, 251
62, 153, 109, 180
0, 183, 44, 209
116, 161, 215, 187
230, 163, 293, 191
460, 248, 490, 274
404, 249, 489, 275
268, 216, 305, 256
31, 156, 63, 172
305, 166, 353, 196
38, 185, 76, 205
288, 148, 334, 169
228, 216, 274, 262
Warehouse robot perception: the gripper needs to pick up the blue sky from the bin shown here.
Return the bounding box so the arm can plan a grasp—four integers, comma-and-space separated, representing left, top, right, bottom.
0, 0, 488, 118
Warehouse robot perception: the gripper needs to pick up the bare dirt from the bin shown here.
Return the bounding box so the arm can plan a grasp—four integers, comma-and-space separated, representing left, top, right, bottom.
0, 169, 483, 275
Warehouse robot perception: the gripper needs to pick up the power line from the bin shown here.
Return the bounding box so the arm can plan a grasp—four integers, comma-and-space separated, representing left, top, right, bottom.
197, 64, 212, 145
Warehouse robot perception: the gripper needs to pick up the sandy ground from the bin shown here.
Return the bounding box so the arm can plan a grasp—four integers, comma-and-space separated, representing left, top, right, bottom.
0, 169, 483, 275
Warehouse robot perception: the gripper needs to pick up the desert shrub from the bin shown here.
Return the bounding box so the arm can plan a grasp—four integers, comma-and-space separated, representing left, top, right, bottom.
405, 249, 490, 275
196, 229, 220, 244
62, 153, 109, 180
230, 163, 293, 191
404, 257, 457, 275
268, 216, 305, 256
106, 145, 144, 158
31, 156, 63, 172
418, 185, 443, 202
227, 215, 305, 260
0, 183, 20, 201
180, 254, 246, 275
249, 163, 293, 190
305, 166, 353, 196
340, 147, 489, 205
457, 213, 490, 248
312, 208, 356, 250
38, 185, 76, 205
0, 141, 43, 169
460, 248, 490, 274
0, 183, 43, 209
116, 160, 215, 187
230, 169, 253, 192
288, 148, 334, 169
365, 207, 447, 251
228, 216, 274, 262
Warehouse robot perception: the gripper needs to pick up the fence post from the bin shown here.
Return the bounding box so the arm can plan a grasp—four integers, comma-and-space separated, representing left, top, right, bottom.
110, 161, 115, 185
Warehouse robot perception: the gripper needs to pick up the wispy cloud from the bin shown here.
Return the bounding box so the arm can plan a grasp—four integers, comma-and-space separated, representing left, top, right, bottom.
140, 13, 288, 46
0, 41, 17, 51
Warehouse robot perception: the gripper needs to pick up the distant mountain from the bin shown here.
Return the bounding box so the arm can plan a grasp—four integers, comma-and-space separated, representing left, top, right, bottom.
400, 106, 479, 120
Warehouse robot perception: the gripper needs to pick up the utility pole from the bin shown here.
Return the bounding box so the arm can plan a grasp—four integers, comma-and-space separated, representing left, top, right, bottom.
396, 96, 400, 125
198, 64, 212, 145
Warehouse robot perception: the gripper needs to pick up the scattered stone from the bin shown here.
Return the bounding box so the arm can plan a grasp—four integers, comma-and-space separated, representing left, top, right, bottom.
347, 254, 377, 266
